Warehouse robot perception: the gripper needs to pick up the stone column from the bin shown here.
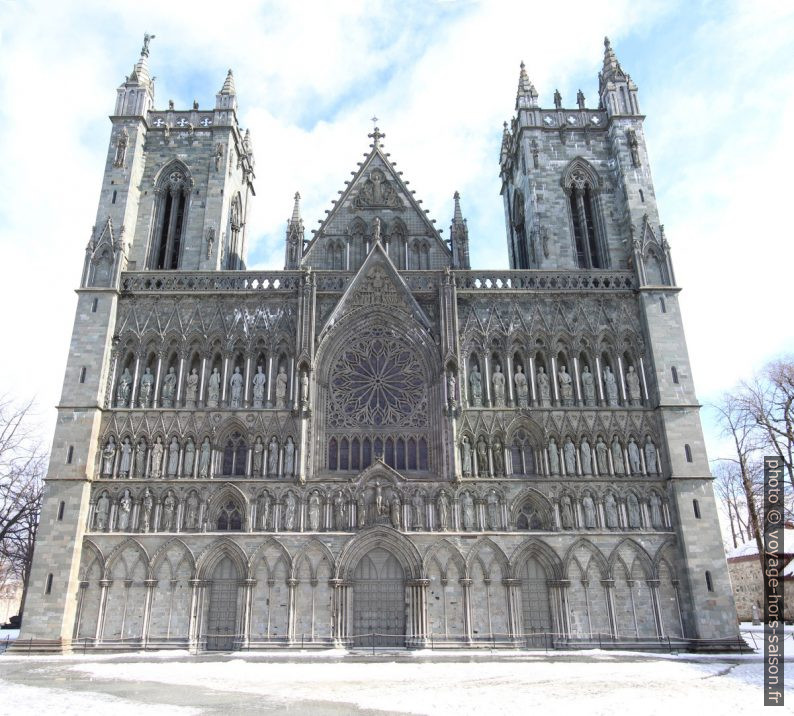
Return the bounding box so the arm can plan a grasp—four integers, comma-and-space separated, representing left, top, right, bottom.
671, 579, 685, 637
639, 357, 650, 404
505, 353, 515, 406
460, 578, 473, 645
188, 578, 202, 648
528, 355, 537, 405
198, 356, 208, 406
130, 355, 142, 407
647, 579, 664, 637
240, 578, 256, 648
141, 578, 157, 645
616, 355, 628, 405
330, 579, 347, 647
594, 355, 605, 406
602, 579, 617, 639
107, 349, 119, 409
243, 356, 252, 407
287, 577, 298, 643
95, 579, 112, 642
483, 353, 492, 407
289, 358, 296, 409
572, 356, 582, 405
221, 355, 230, 405
550, 355, 560, 405
153, 353, 164, 408
503, 578, 522, 644
626, 579, 640, 638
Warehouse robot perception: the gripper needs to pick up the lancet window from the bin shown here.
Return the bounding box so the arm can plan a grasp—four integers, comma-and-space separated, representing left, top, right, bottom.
150, 164, 191, 270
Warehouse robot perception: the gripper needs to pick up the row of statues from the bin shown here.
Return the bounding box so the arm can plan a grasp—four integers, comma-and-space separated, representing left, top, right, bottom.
557, 490, 665, 530
464, 361, 643, 408
115, 363, 309, 410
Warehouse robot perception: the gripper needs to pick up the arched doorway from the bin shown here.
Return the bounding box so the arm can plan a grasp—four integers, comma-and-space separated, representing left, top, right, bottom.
520, 556, 552, 647
206, 555, 240, 651
352, 548, 406, 647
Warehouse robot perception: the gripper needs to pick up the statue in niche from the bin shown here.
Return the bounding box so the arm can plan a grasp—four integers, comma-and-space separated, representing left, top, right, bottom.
560, 494, 574, 530
492, 364, 506, 407
627, 494, 641, 528
644, 437, 659, 475
596, 437, 609, 475
135, 439, 147, 477
284, 437, 295, 477
268, 436, 279, 477
536, 366, 551, 407
102, 437, 116, 476
333, 491, 346, 530
308, 492, 321, 531
461, 437, 472, 477
138, 367, 154, 408
252, 437, 264, 475
627, 129, 640, 167
118, 438, 132, 477
447, 371, 456, 407
214, 142, 223, 171
374, 481, 384, 516
583, 495, 596, 529
257, 492, 270, 531
141, 488, 153, 532
117, 489, 132, 531
229, 366, 243, 408
300, 370, 309, 408
603, 365, 619, 407
161, 492, 176, 531
462, 492, 475, 531
548, 437, 560, 475
283, 492, 297, 530
514, 364, 529, 407
611, 436, 625, 475
628, 437, 642, 474
581, 365, 596, 406
563, 438, 577, 475
198, 437, 211, 478
558, 365, 574, 406
207, 367, 221, 408
650, 493, 663, 528
161, 367, 177, 408
605, 493, 619, 528
390, 495, 401, 530
185, 368, 199, 407
476, 436, 488, 477
486, 490, 500, 530
183, 438, 195, 477
469, 363, 482, 407
167, 436, 180, 476
411, 492, 423, 529
626, 365, 642, 406
580, 438, 592, 475
113, 127, 128, 168
150, 437, 164, 478
275, 366, 288, 409
116, 368, 132, 407
186, 492, 199, 529
252, 366, 266, 408
357, 495, 366, 529
492, 439, 504, 476
95, 492, 110, 530
437, 491, 449, 531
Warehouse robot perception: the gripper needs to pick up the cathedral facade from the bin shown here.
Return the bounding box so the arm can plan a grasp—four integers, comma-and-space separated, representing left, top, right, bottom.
19, 36, 742, 651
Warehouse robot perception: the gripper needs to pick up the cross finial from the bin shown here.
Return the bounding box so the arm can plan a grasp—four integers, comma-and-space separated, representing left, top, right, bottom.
368, 121, 384, 147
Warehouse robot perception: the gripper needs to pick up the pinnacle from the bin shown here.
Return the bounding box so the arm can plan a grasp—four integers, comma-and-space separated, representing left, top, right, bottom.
453, 191, 463, 222
220, 68, 236, 95
290, 191, 302, 224
602, 35, 622, 79
516, 61, 538, 107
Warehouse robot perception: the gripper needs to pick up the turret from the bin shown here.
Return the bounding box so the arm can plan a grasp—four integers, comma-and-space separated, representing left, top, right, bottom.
449, 192, 470, 269
285, 192, 304, 269
598, 37, 640, 116
114, 33, 156, 117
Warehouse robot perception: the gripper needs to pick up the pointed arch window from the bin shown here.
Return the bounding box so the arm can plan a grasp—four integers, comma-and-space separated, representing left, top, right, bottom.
150, 165, 191, 270
512, 191, 530, 269
217, 500, 243, 531
565, 163, 606, 269
222, 432, 248, 476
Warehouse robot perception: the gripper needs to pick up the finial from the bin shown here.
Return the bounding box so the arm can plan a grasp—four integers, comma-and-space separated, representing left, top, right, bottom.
453, 191, 463, 222
290, 191, 302, 224
220, 68, 236, 95
520, 60, 525, 70
604, 36, 611, 49
141, 32, 155, 57
368, 125, 384, 148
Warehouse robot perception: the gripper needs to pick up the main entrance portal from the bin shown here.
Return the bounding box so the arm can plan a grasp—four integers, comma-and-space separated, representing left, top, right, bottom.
352, 548, 406, 647
206, 556, 239, 650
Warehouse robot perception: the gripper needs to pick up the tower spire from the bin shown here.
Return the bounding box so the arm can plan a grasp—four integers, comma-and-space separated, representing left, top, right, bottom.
598, 37, 640, 116
216, 69, 237, 111
450, 191, 470, 269
285, 191, 304, 270
516, 61, 538, 109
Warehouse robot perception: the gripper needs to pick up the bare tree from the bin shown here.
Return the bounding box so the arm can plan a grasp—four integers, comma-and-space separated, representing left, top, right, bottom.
713, 460, 754, 548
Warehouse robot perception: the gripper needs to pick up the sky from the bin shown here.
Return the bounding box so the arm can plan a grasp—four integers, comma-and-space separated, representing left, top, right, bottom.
0, 0, 792, 489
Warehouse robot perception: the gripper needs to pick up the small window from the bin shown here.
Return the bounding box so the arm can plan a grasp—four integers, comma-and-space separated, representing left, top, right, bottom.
66, 446, 74, 464
671, 366, 679, 384
639, 189, 645, 203
693, 499, 701, 519
45, 574, 53, 595
57, 501, 65, 521
685, 444, 693, 463
660, 297, 667, 313
112, 190, 117, 204
79, 366, 87, 384
705, 570, 714, 592
91, 298, 98, 313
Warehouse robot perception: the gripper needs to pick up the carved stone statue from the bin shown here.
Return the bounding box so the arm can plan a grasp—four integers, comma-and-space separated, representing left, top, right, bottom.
627, 494, 641, 528
492, 364, 506, 407
207, 367, 221, 408
492, 439, 504, 476
275, 366, 288, 409
229, 366, 243, 408
580, 438, 592, 475
252, 365, 266, 408
583, 495, 596, 529
390, 495, 401, 530
161, 366, 177, 408
581, 365, 596, 406
605, 493, 618, 528
462, 492, 475, 531
437, 491, 449, 531
596, 436, 609, 475
257, 492, 270, 531
141, 488, 153, 532
560, 495, 574, 529
308, 492, 321, 531
183, 438, 195, 477
300, 370, 309, 407
284, 492, 296, 530
548, 437, 560, 475
514, 364, 529, 407
268, 436, 279, 476
411, 492, 423, 530
476, 436, 488, 477
167, 436, 180, 476
628, 437, 642, 474
161, 492, 176, 531
469, 364, 482, 407
198, 437, 211, 478
186, 492, 199, 529
558, 365, 574, 406
486, 490, 500, 530
626, 365, 642, 406
284, 437, 295, 477
95, 492, 110, 530
102, 437, 116, 476
138, 367, 154, 408
185, 368, 199, 407
644, 437, 659, 474
611, 436, 625, 475
461, 437, 472, 477
116, 367, 132, 407
536, 366, 551, 407
357, 495, 366, 529
563, 437, 577, 475
150, 437, 164, 478
117, 489, 132, 531
650, 492, 663, 528
333, 491, 346, 530
603, 365, 619, 407
135, 439, 147, 477
252, 437, 264, 475
447, 371, 456, 407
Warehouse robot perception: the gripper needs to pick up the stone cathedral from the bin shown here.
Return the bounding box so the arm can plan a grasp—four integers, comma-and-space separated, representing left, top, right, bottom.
19, 36, 742, 652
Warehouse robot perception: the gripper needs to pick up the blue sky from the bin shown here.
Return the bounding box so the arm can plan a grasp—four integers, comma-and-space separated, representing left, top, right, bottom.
0, 0, 792, 497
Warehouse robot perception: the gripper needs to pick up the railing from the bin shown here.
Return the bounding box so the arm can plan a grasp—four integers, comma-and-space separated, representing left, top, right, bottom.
121, 271, 303, 293
453, 270, 636, 291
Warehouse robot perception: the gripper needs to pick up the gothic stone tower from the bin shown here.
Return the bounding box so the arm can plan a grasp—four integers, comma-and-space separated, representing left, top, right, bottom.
17, 37, 740, 652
